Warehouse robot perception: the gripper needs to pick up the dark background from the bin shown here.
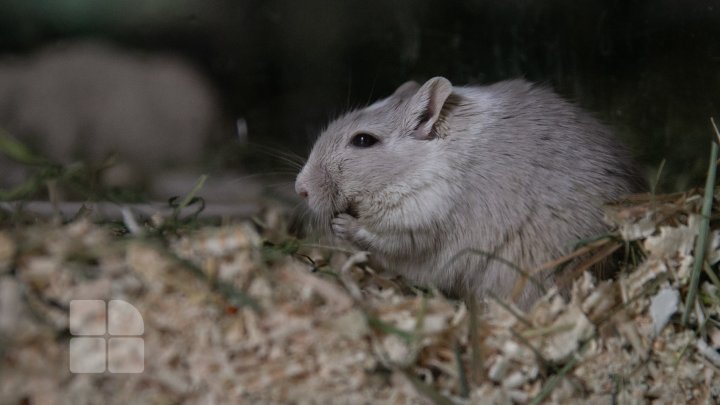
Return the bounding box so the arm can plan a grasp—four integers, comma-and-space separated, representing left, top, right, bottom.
1, 0, 718, 191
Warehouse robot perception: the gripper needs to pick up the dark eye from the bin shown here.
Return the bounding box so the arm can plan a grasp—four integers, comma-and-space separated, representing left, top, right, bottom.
350, 133, 379, 148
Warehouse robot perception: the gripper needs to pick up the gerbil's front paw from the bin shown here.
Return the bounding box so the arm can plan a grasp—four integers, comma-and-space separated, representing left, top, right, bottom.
332, 213, 363, 243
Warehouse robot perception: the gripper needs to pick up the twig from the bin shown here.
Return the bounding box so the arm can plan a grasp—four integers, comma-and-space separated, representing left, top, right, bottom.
467, 295, 484, 385
444, 248, 547, 294
0, 200, 258, 221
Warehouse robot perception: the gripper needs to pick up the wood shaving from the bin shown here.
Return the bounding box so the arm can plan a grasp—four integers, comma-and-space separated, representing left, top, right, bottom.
1, 190, 719, 403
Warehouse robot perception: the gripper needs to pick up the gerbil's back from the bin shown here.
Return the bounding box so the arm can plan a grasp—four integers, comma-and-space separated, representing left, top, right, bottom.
453, 80, 643, 203
441, 80, 643, 304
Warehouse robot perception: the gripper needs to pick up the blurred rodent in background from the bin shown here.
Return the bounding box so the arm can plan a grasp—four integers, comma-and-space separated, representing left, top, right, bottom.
0, 41, 222, 191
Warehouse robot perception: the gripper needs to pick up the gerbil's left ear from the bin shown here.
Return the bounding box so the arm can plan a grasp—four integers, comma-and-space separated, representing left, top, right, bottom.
405, 77, 452, 140
391, 80, 420, 100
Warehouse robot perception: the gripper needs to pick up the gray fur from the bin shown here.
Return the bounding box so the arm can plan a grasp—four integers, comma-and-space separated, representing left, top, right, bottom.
296, 77, 643, 308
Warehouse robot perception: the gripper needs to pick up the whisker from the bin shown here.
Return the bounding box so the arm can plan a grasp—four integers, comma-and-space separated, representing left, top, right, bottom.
246, 142, 308, 168
366, 72, 378, 106
346, 69, 353, 111
263, 182, 297, 192
236, 172, 298, 179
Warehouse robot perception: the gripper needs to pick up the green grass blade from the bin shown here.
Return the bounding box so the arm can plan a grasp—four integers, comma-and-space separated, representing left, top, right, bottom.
0, 129, 51, 166
681, 119, 719, 325
529, 346, 583, 405
367, 316, 415, 343
172, 174, 208, 217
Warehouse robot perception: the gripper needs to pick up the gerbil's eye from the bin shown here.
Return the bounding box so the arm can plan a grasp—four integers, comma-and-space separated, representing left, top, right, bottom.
350, 133, 379, 148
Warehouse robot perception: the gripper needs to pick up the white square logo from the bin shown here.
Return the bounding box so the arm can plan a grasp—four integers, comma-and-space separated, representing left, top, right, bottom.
68, 300, 144, 374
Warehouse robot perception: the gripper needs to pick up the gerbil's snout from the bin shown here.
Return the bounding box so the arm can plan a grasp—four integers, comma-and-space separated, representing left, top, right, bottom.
295, 162, 343, 218
295, 165, 313, 199
295, 177, 309, 198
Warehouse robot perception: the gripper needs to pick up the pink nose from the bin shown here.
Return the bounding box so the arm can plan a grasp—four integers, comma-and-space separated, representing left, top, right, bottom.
295, 183, 309, 198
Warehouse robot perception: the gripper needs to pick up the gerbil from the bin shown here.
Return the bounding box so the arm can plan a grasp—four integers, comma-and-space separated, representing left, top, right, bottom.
0, 41, 220, 189
295, 77, 643, 308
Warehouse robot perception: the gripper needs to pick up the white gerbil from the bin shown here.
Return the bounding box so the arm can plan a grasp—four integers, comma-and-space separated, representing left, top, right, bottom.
295, 77, 643, 308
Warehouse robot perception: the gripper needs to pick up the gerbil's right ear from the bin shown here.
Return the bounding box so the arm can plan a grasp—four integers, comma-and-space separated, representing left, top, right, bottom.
404, 77, 452, 140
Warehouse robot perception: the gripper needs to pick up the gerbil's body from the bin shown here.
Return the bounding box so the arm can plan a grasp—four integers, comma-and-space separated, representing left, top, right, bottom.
296, 77, 643, 308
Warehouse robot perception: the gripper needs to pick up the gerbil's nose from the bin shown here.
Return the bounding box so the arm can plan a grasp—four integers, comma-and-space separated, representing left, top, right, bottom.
295, 181, 309, 198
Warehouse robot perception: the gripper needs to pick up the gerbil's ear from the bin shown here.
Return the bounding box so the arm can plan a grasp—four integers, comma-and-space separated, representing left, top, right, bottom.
391, 80, 420, 100
405, 77, 453, 140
